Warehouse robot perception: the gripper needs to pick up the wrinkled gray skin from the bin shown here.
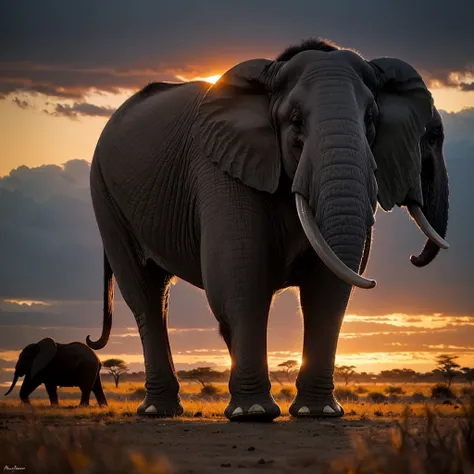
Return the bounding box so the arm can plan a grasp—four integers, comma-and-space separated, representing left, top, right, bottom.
4, 337, 107, 406
87, 42, 449, 421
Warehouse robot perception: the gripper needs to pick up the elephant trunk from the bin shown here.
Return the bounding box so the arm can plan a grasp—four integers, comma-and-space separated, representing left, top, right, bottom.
293, 137, 377, 289
409, 144, 449, 267
4, 371, 19, 396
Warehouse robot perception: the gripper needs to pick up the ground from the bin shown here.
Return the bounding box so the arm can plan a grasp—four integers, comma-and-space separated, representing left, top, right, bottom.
1, 383, 473, 473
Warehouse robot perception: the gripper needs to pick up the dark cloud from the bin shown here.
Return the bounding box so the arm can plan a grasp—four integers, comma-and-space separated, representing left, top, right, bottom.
12, 97, 31, 109
440, 108, 474, 145
44, 102, 117, 119
1, 1, 473, 101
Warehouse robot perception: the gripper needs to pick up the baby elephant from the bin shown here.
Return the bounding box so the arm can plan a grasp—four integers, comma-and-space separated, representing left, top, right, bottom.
4, 337, 107, 407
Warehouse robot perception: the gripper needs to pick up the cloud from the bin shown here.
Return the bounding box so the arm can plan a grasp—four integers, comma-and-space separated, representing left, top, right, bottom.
439, 107, 474, 145
12, 97, 31, 109
44, 101, 117, 119
1, 1, 473, 103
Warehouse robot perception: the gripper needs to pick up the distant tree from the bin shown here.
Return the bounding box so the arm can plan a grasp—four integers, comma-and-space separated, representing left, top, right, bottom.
434, 354, 461, 387
102, 358, 129, 388
379, 368, 420, 383
278, 360, 299, 383
270, 370, 287, 386
335, 365, 356, 386
177, 367, 222, 388
461, 367, 474, 386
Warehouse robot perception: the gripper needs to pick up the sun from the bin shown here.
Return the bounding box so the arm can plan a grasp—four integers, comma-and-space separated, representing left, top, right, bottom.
203, 75, 221, 84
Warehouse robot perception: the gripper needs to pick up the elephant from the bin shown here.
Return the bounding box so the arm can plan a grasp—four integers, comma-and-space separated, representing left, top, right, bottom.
4, 337, 108, 407
86, 38, 449, 421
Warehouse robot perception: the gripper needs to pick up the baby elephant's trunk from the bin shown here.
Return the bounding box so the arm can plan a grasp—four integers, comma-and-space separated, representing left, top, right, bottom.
4, 372, 19, 396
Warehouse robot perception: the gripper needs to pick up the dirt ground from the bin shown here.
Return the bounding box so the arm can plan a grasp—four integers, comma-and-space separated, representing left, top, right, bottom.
1, 412, 461, 474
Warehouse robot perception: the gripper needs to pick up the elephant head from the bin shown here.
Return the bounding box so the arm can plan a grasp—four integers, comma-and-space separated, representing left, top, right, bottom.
197, 46, 449, 288
4, 337, 57, 396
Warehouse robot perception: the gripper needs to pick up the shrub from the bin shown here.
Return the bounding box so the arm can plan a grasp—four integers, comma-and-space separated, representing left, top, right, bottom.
384, 385, 405, 395
279, 387, 295, 400
388, 394, 400, 403
199, 384, 221, 399
354, 385, 368, 394
132, 387, 146, 399
431, 383, 456, 400
411, 391, 427, 402
367, 391, 388, 403
461, 386, 474, 397
334, 387, 359, 401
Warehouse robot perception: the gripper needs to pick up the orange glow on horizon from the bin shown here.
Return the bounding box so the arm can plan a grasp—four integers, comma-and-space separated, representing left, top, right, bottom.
202, 75, 221, 84
175, 74, 222, 84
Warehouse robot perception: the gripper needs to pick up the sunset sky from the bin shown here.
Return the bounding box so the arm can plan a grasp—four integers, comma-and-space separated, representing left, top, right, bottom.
0, 1, 473, 381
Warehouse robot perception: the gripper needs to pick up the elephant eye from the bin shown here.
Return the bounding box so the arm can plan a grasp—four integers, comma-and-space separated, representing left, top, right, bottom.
290, 111, 303, 130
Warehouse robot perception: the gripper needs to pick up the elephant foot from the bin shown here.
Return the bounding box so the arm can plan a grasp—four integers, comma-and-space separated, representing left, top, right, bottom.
137, 396, 184, 418
289, 393, 344, 418
225, 394, 281, 422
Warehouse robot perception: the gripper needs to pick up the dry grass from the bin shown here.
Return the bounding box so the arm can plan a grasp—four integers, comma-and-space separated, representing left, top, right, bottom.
329, 401, 474, 473
0, 422, 173, 474
1, 395, 473, 473
1, 400, 473, 473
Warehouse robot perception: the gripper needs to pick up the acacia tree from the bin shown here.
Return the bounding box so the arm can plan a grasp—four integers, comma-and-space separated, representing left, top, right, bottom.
177, 367, 222, 388
461, 367, 474, 386
102, 358, 129, 388
335, 365, 357, 386
434, 354, 461, 387
278, 360, 299, 383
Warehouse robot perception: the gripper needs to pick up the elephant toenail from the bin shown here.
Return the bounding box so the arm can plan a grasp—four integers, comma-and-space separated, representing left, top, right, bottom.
323, 405, 335, 414
248, 404, 265, 414
232, 407, 243, 416
144, 405, 158, 414
298, 406, 310, 415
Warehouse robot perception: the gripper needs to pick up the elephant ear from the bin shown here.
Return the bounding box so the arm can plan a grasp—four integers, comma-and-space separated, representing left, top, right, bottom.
196, 59, 281, 193
369, 58, 433, 211
31, 337, 57, 379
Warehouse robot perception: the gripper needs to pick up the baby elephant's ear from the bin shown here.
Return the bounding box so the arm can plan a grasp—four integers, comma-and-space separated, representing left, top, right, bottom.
31, 337, 57, 379
197, 59, 281, 194
369, 57, 433, 211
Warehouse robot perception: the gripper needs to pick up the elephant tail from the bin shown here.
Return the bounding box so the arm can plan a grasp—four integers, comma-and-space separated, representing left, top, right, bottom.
87, 250, 114, 350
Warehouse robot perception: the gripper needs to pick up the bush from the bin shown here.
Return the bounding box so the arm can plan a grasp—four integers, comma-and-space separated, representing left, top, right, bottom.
334, 387, 359, 401
384, 385, 405, 395
431, 384, 456, 400
354, 385, 368, 394
132, 387, 146, 399
279, 387, 295, 400
367, 391, 388, 403
199, 384, 221, 399
461, 386, 474, 397
411, 391, 427, 402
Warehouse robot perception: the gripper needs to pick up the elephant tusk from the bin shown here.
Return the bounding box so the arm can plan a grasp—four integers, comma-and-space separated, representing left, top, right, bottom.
407, 205, 449, 250
295, 194, 376, 289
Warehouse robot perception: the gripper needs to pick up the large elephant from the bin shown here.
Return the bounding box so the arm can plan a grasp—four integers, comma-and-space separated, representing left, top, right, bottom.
87, 38, 449, 421
5, 337, 107, 407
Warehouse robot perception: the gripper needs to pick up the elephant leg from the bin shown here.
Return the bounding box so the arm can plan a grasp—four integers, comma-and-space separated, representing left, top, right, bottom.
289, 260, 351, 418
44, 382, 59, 406
92, 374, 108, 407
93, 197, 182, 416
79, 389, 91, 406
19, 376, 42, 404
201, 218, 280, 422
